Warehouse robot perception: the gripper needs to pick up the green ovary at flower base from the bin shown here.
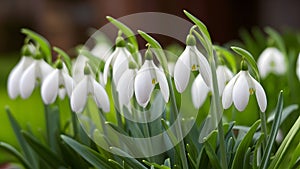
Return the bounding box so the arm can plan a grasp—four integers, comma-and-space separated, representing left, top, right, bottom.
222, 61, 267, 112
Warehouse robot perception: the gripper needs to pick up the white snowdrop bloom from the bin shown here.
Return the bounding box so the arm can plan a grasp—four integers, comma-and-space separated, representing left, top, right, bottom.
192, 74, 210, 109
103, 36, 136, 85
222, 69, 267, 112
7, 44, 36, 99
257, 47, 286, 78
19, 59, 54, 99
216, 65, 233, 96
134, 50, 169, 107
296, 53, 300, 81
116, 62, 138, 106
174, 34, 211, 93
41, 61, 73, 104
71, 66, 110, 113
8, 56, 34, 99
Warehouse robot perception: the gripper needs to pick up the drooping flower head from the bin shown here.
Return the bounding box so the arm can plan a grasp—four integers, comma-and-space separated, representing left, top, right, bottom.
174, 34, 211, 93
41, 58, 73, 104
71, 63, 110, 113
8, 44, 35, 99
134, 49, 169, 107
257, 47, 286, 78
222, 61, 267, 112
116, 62, 138, 106
15, 45, 54, 99
103, 32, 137, 85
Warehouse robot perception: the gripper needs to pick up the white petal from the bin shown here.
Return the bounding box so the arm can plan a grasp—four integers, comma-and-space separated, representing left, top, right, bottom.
92, 79, 110, 112
174, 47, 191, 93
217, 66, 233, 96
156, 68, 169, 103
103, 49, 118, 85
222, 72, 240, 109
61, 72, 74, 97
232, 72, 250, 111
71, 77, 88, 112
192, 75, 210, 109
41, 69, 59, 104
20, 62, 37, 99
58, 89, 66, 100
135, 67, 155, 107
193, 46, 212, 87
72, 55, 87, 83
38, 60, 53, 81
7, 57, 33, 99
252, 77, 267, 112
116, 69, 135, 106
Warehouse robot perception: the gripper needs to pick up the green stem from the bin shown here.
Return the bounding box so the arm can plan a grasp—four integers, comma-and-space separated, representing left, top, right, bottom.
167, 77, 189, 169
260, 111, 268, 147
210, 49, 228, 169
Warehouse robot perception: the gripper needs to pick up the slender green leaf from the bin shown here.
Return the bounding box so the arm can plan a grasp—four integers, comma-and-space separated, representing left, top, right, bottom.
21, 28, 52, 63
253, 134, 265, 169
268, 116, 300, 169
260, 91, 283, 169
204, 142, 222, 169
106, 16, 138, 51
243, 147, 252, 169
6, 107, 38, 169
59, 140, 89, 169
61, 135, 113, 169
143, 160, 171, 169
183, 10, 211, 42
22, 131, 67, 168
231, 120, 261, 169
44, 105, 61, 156
267, 104, 298, 124
110, 147, 147, 169
0, 142, 32, 169
137, 30, 168, 72
53, 47, 72, 75
231, 46, 260, 81
108, 159, 123, 169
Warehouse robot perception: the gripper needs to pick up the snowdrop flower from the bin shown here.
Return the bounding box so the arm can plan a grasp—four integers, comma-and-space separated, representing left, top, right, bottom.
19, 51, 54, 99
174, 34, 211, 93
296, 53, 300, 81
257, 47, 286, 78
134, 50, 169, 107
41, 60, 73, 104
7, 44, 36, 99
103, 36, 136, 85
216, 65, 233, 96
192, 75, 210, 109
222, 62, 267, 112
116, 62, 138, 106
71, 64, 110, 113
